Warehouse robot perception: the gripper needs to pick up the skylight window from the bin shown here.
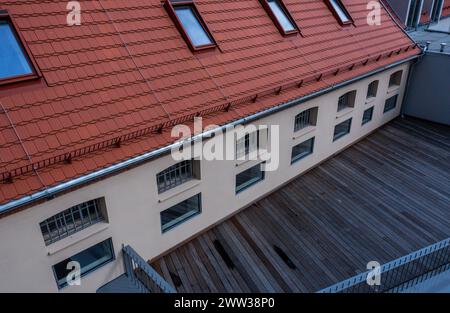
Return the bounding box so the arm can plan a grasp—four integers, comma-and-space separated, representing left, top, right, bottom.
165, 1, 216, 51
327, 0, 352, 25
261, 0, 298, 36
268, 0, 296, 32
174, 6, 213, 47
0, 20, 33, 81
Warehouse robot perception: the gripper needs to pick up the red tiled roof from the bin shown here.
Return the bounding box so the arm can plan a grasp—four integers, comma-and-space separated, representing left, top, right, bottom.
0, 0, 420, 208
443, 0, 450, 18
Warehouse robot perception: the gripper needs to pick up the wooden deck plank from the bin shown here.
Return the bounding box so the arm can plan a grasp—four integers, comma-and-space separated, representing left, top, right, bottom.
151, 117, 450, 292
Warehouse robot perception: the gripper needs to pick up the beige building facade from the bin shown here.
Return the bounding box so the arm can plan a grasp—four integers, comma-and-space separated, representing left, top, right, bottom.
0, 63, 411, 293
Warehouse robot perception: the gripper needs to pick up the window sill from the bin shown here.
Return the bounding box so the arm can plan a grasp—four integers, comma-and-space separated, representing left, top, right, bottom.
158, 179, 201, 203
46, 223, 109, 256
365, 96, 376, 104
387, 86, 400, 95
293, 125, 315, 139
235, 150, 270, 167
336, 107, 354, 119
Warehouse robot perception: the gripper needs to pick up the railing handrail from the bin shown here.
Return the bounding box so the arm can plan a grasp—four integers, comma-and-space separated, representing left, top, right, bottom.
317, 237, 450, 293
122, 245, 177, 293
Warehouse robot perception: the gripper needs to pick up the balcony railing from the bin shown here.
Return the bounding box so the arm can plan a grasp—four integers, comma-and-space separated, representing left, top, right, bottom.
317, 237, 450, 293
122, 245, 177, 293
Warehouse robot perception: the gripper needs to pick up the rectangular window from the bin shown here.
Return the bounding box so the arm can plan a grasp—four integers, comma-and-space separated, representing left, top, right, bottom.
161, 194, 202, 233
52, 239, 114, 289
236, 163, 265, 194
362, 107, 374, 125
40, 199, 107, 246
384, 95, 398, 113
174, 5, 213, 48
267, 0, 296, 33
294, 107, 318, 132
333, 118, 352, 141
165, 1, 216, 51
291, 137, 315, 164
157, 160, 199, 193
0, 19, 34, 81
327, 0, 352, 24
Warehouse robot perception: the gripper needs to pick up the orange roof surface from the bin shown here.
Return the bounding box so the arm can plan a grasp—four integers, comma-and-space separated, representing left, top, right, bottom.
443, 0, 450, 18
0, 0, 420, 209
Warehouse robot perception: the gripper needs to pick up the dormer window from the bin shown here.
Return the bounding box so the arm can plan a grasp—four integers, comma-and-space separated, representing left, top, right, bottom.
260, 0, 299, 36
0, 17, 35, 83
165, 1, 216, 51
326, 0, 352, 25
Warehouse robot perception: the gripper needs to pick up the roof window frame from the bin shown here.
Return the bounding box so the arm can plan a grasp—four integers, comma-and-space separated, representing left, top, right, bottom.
164, 0, 218, 52
324, 0, 354, 26
0, 10, 40, 86
260, 0, 301, 37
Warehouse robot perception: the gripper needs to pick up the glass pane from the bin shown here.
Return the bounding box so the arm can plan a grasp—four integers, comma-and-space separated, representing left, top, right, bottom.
291, 138, 314, 163
174, 6, 213, 47
236, 163, 264, 193
333, 119, 352, 141
330, 0, 350, 23
0, 21, 33, 79
362, 107, 374, 125
268, 0, 296, 32
384, 95, 398, 113
53, 239, 114, 288
161, 194, 201, 232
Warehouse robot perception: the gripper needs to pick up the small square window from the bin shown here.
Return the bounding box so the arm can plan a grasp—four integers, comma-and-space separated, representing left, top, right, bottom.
261, 0, 299, 36
52, 239, 114, 289
326, 0, 352, 25
291, 137, 315, 164
236, 163, 265, 194
333, 118, 352, 141
161, 194, 202, 232
0, 19, 34, 82
165, 1, 216, 51
384, 95, 398, 113
362, 107, 374, 125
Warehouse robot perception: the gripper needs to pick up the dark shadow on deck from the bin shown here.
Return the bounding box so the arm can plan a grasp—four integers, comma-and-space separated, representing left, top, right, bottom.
151, 117, 450, 292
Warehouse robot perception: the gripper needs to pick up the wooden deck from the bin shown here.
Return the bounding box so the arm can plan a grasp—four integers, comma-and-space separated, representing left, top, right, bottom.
151, 117, 450, 293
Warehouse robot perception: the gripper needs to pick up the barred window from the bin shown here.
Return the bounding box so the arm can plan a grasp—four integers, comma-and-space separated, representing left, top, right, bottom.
294, 107, 318, 132
367, 80, 379, 99
389, 71, 403, 88
236, 128, 268, 160
40, 199, 107, 246
157, 160, 199, 193
337, 90, 356, 112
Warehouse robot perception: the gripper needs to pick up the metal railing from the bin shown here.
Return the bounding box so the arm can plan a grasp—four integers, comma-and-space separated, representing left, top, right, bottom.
318, 237, 450, 293
122, 245, 177, 293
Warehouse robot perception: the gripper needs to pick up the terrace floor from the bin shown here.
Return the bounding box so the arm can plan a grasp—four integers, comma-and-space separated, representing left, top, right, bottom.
151, 117, 450, 292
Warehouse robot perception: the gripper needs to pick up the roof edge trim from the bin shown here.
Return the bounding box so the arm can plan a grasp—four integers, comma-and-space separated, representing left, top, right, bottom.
0, 54, 420, 216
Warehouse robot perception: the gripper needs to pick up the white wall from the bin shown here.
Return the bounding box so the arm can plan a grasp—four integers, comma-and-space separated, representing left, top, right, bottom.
0, 63, 410, 293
